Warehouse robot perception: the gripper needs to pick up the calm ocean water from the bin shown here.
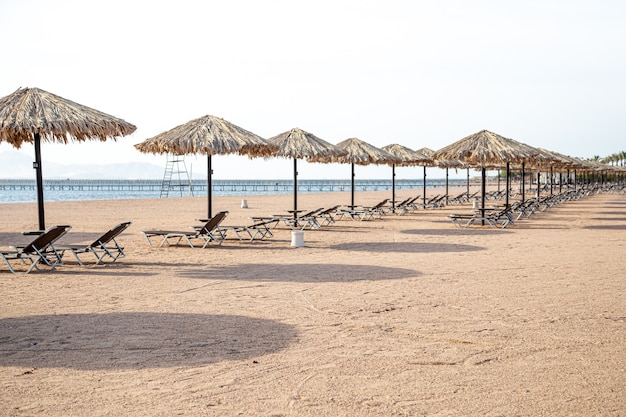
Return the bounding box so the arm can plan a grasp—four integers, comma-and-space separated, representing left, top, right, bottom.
0, 179, 467, 204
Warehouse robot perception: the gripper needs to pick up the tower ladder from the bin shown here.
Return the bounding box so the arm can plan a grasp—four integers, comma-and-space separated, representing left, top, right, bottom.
160, 154, 193, 198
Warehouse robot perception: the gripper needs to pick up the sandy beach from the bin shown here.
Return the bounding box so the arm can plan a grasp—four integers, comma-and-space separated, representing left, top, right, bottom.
1, 186, 625, 416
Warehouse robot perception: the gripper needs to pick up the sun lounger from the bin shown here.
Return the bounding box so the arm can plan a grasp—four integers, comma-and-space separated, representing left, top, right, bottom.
55, 222, 131, 265
1, 225, 71, 274
396, 196, 421, 214
283, 208, 324, 230
425, 194, 447, 209
313, 205, 340, 226
388, 198, 412, 214
254, 208, 324, 230
336, 199, 389, 221
447, 191, 469, 205
142, 211, 228, 248
217, 218, 279, 241
448, 206, 513, 229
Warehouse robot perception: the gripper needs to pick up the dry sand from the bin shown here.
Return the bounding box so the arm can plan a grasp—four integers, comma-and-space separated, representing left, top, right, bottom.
1, 186, 625, 416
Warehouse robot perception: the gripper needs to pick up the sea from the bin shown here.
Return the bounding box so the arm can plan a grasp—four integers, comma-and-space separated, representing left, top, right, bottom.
0, 178, 469, 204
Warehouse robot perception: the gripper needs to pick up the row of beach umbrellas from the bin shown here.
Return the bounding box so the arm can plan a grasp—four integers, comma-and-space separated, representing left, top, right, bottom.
1, 87, 623, 229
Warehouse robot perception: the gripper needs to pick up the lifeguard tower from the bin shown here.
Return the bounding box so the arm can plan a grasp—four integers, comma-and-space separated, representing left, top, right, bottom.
160, 154, 193, 197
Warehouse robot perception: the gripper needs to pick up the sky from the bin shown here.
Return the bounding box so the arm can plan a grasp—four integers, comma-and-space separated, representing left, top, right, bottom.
1, 0, 625, 180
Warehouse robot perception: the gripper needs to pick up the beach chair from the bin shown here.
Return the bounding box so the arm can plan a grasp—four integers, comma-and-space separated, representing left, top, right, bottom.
217, 218, 279, 241
447, 206, 513, 229
142, 211, 228, 248
389, 197, 411, 214
337, 199, 390, 221
249, 208, 323, 230
1, 225, 71, 274
55, 222, 131, 265
425, 194, 447, 209
313, 205, 340, 226
283, 208, 324, 230
447, 191, 468, 205
258, 208, 323, 230
398, 196, 422, 214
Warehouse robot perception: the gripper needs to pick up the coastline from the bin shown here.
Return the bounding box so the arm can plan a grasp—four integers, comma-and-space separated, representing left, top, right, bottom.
0, 178, 477, 204
1, 188, 624, 416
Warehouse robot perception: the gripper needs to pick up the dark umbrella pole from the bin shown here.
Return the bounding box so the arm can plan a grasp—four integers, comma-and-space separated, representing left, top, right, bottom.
481, 166, 486, 226
445, 168, 449, 205
391, 164, 396, 212
34, 133, 45, 231
293, 158, 298, 221
505, 162, 510, 209
497, 170, 501, 192
521, 163, 526, 202
207, 155, 213, 219
423, 166, 427, 209
351, 163, 356, 208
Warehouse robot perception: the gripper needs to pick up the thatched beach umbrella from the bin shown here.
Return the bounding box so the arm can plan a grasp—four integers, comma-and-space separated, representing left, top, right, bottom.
135, 115, 275, 219
415, 147, 435, 208
432, 129, 540, 221
382, 144, 430, 211
267, 127, 345, 220
534, 148, 580, 194
0, 87, 136, 230
334, 138, 399, 208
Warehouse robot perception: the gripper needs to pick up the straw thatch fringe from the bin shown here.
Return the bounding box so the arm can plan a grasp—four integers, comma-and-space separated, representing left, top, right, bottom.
268, 127, 345, 161
533, 147, 581, 169
0, 87, 136, 148
382, 144, 431, 166
432, 129, 540, 167
333, 137, 399, 165
135, 115, 275, 158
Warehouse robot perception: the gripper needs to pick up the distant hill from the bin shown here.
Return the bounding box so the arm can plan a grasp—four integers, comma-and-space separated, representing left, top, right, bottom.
0, 150, 168, 179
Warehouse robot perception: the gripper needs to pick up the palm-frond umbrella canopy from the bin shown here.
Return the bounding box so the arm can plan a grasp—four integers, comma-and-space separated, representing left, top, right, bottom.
534, 148, 575, 169
415, 147, 435, 161
431, 130, 538, 166
334, 138, 399, 208
432, 129, 540, 219
382, 144, 431, 211
135, 115, 275, 218
0, 87, 137, 230
267, 127, 345, 218
381, 144, 426, 167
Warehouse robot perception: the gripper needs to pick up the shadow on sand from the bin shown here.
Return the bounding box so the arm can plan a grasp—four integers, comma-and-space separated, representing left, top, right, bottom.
179, 263, 419, 282
401, 228, 512, 237
329, 241, 484, 253
0, 312, 297, 370
584, 224, 626, 230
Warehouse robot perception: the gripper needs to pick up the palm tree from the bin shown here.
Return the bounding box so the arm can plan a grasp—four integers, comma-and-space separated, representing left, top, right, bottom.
619, 150, 626, 167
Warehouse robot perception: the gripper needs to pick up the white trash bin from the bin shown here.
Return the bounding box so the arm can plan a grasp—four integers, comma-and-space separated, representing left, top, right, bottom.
291, 231, 304, 247
241, 199, 248, 208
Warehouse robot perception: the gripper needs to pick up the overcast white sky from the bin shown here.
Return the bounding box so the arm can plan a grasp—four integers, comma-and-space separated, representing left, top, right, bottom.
1, 0, 625, 179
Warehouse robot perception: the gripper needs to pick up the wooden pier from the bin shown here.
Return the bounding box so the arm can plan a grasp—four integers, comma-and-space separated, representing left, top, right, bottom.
0, 179, 450, 194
